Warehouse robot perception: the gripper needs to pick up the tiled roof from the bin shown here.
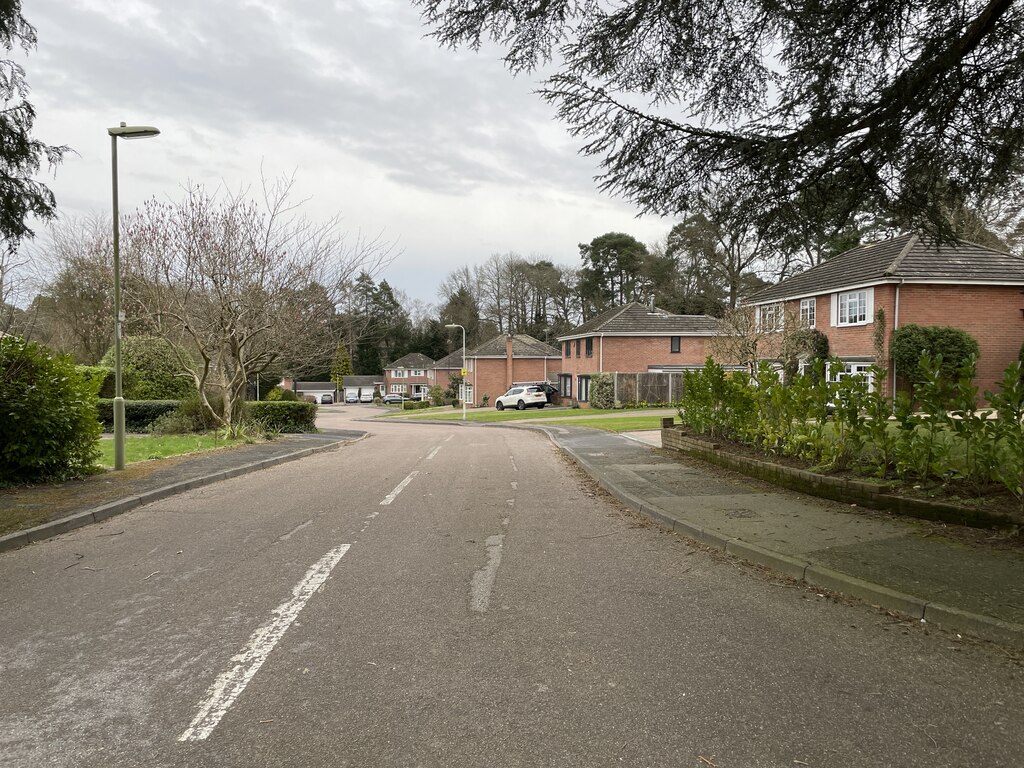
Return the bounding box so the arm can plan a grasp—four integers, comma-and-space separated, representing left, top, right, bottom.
386, 352, 435, 368
432, 349, 464, 369
341, 375, 382, 386
749, 234, 1024, 303
468, 334, 561, 358
559, 302, 722, 339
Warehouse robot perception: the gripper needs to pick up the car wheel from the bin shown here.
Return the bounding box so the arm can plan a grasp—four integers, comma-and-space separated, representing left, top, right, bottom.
496, 401, 504, 411
516, 400, 526, 410
537, 403, 544, 409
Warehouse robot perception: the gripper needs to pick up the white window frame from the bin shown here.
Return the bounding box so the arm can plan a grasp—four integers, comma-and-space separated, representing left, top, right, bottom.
390, 384, 407, 394
410, 369, 424, 377
829, 362, 876, 392
577, 375, 590, 402
756, 302, 784, 332
799, 298, 816, 328
832, 288, 873, 327
392, 369, 406, 378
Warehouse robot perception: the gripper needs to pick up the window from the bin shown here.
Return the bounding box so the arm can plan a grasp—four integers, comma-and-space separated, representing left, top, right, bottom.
799, 298, 816, 328
828, 361, 876, 392
670, 336, 681, 353
834, 288, 872, 326
390, 384, 407, 393
575, 339, 581, 358
577, 375, 591, 402
392, 369, 406, 378
410, 369, 424, 377
756, 302, 784, 332
585, 338, 593, 358
559, 374, 573, 397
564, 341, 570, 358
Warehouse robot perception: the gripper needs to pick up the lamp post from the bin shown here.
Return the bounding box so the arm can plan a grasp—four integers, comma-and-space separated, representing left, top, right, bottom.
109, 122, 160, 470
444, 323, 466, 422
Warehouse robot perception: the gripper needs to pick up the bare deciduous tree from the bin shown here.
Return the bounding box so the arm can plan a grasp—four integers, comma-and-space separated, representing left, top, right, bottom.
123, 176, 396, 433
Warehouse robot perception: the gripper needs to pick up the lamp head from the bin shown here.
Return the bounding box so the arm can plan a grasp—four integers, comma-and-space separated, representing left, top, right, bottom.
108, 122, 160, 139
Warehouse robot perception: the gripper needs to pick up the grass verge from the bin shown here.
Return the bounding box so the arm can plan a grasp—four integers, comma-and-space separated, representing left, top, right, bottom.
382, 405, 673, 426
97, 434, 250, 468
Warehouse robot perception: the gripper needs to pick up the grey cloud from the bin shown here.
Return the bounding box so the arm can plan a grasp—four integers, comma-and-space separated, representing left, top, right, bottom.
28, 0, 601, 197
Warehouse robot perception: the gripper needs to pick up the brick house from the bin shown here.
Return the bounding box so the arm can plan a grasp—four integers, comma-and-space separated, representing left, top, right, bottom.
430, 349, 464, 394
745, 233, 1024, 397
556, 303, 722, 404
466, 335, 561, 407
384, 352, 434, 399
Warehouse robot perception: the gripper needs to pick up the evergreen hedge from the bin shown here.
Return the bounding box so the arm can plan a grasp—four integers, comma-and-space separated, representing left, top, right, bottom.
1, 337, 101, 484
246, 401, 318, 432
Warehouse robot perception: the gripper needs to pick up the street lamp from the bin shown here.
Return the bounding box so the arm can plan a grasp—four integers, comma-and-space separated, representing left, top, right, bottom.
109, 122, 160, 470
444, 323, 467, 422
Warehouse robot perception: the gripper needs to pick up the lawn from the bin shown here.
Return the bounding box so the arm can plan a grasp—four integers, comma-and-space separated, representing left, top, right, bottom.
96, 434, 250, 468
383, 405, 673, 429
543, 415, 667, 432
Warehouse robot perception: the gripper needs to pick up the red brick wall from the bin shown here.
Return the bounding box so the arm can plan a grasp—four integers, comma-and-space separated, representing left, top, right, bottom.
898, 284, 1024, 394
558, 335, 710, 378
469, 358, 559, 406
783, 283, 1024, 397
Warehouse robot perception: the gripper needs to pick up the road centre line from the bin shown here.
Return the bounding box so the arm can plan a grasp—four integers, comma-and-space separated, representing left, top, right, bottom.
178, 543, 352, 742
380, 471, 419, 506
426, 446, 441, 460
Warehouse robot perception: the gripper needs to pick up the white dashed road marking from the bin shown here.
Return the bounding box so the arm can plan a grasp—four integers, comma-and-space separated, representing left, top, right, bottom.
178, 543, 352, 742
380, 471, 419, 506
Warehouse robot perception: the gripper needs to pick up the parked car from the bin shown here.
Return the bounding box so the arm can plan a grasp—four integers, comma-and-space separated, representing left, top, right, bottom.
321, 393, 334, 404
382, 393, 405, 404
495, 385, 546, 411
514, 381, 558, 403
345, 392, 359, 403
360, 391, 374, 403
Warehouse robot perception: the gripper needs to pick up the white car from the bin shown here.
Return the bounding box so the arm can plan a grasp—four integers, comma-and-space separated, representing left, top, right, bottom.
495, 385, 546, 411
360, 391, 374, 403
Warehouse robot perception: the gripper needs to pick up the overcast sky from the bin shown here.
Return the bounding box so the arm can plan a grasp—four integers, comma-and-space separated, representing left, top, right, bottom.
20, 0, 672, 307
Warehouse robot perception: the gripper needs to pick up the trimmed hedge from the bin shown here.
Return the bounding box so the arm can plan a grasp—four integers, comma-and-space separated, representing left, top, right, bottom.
97, 399, 181, 432
2, 337, 101, 484
246, 401, 318, 432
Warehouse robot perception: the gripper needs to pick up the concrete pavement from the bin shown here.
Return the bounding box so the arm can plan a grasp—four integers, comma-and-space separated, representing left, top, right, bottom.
529, 423, 1024, 648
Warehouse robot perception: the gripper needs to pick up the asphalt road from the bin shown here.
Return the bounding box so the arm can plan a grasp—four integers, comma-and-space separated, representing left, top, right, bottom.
1, 407, 1022, 767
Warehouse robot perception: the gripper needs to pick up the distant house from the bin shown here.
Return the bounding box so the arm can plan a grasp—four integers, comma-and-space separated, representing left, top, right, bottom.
745, 233, 1024, 396
341, 375, 383, 402
556, 303, 721, 404
466, 334, 561, 407
293, 381, 337, 404
430, 349, 464, 392
384, 352, 435, 400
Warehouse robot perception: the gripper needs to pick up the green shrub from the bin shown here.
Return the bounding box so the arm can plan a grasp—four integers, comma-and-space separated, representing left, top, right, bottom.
401, 400, 432, 411
99, 336, 194, 400
265, 386, 298, 401
891, 325, 979, 386
97, 399, 180, 432
76, 365, 114, 397
429, 385, 445, 406
589, 373, 615, 409
1, 337, 101, 484
246, 401, 318, 432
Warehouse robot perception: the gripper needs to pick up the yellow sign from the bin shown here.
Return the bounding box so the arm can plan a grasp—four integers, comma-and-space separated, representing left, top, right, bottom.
460, 368, 467, 377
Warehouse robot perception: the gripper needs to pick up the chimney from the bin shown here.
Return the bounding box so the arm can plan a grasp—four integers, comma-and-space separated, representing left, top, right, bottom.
506, 335, 514, 388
